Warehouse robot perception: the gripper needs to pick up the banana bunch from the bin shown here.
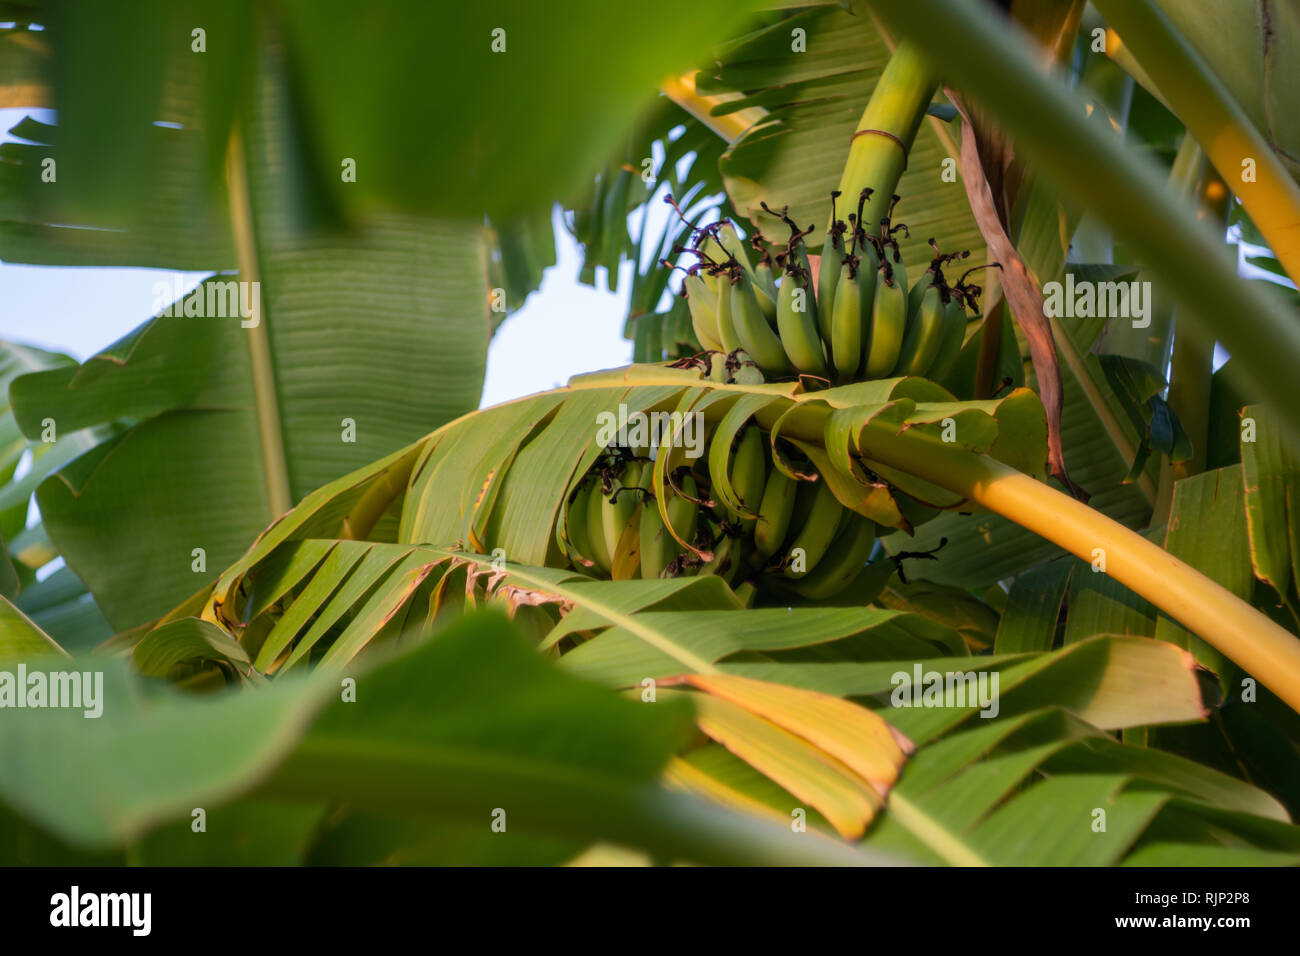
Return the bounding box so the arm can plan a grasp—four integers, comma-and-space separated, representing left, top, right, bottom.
669, 189, 992, 388
559, 427, 892, 603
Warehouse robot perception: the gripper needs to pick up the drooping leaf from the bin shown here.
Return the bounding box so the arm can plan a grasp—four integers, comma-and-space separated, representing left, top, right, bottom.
13, 199, 489, 630
862, 707, 1294, 865
0, 610, 867, 864
133, 617, 252, 680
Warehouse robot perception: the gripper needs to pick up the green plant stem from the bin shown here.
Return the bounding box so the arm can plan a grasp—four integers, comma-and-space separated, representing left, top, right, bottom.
227, 128, 293, 519
862, 0, 1300, 444
836, 416, 1300, 716
831, 40, 939, 245
1091, 0, 1300, 286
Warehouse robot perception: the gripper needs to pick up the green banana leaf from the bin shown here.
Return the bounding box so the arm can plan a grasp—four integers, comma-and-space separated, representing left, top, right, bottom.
7, 41, 492, 630
114, 365, 1290, 860
17, 0, 770, 225
0, 341, 115, 647
139, 536, 1297, 862
863, 707, 1299, 865
0, 610, 875, 866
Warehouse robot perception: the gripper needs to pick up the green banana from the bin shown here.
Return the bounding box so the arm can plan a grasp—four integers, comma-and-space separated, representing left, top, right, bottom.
755, 258, 779, 322
684, 274, 722, 352
865, 258, 907, 378
788, 514, 877, 599
782, 479, 845, 578
670, 299, 696, 354
753, 466, 799, 560
707, 351, 730, 383
776, 269, 829, 377
928, 296, 968, 382
601, 461, 644, 560
564, 481, 598, 570
818, 195, 847, 326
752, 279, 778, 328
715, 275, 743, 354
716, 224, 776, 324
785, 230, 816, 295
852, 555, 897, 605
817, 248, 843, 341
610, 503, 642, 580
638, 502, 671, 579
829, 261, 864, 382
667, 471, 701, 546
698, 528, 741, 584
714, 223, 754, 275
830, 238, 880, 384
855, 248, 879, 370
640, 471, 700, 579
907, 267, 936, 317
731, 274, 792, 374
728, 426, 764, 538
894, 282, 947, 377
730, 427, 769, 534
585, 474, 614, 574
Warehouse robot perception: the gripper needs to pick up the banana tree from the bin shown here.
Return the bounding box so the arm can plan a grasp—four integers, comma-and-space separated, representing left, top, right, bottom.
5, 0, 1300, 865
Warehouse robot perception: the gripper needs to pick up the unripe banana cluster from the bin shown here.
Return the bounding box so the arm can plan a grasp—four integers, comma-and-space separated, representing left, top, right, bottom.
670, 189, 989, 387
561, 428, 887, 601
